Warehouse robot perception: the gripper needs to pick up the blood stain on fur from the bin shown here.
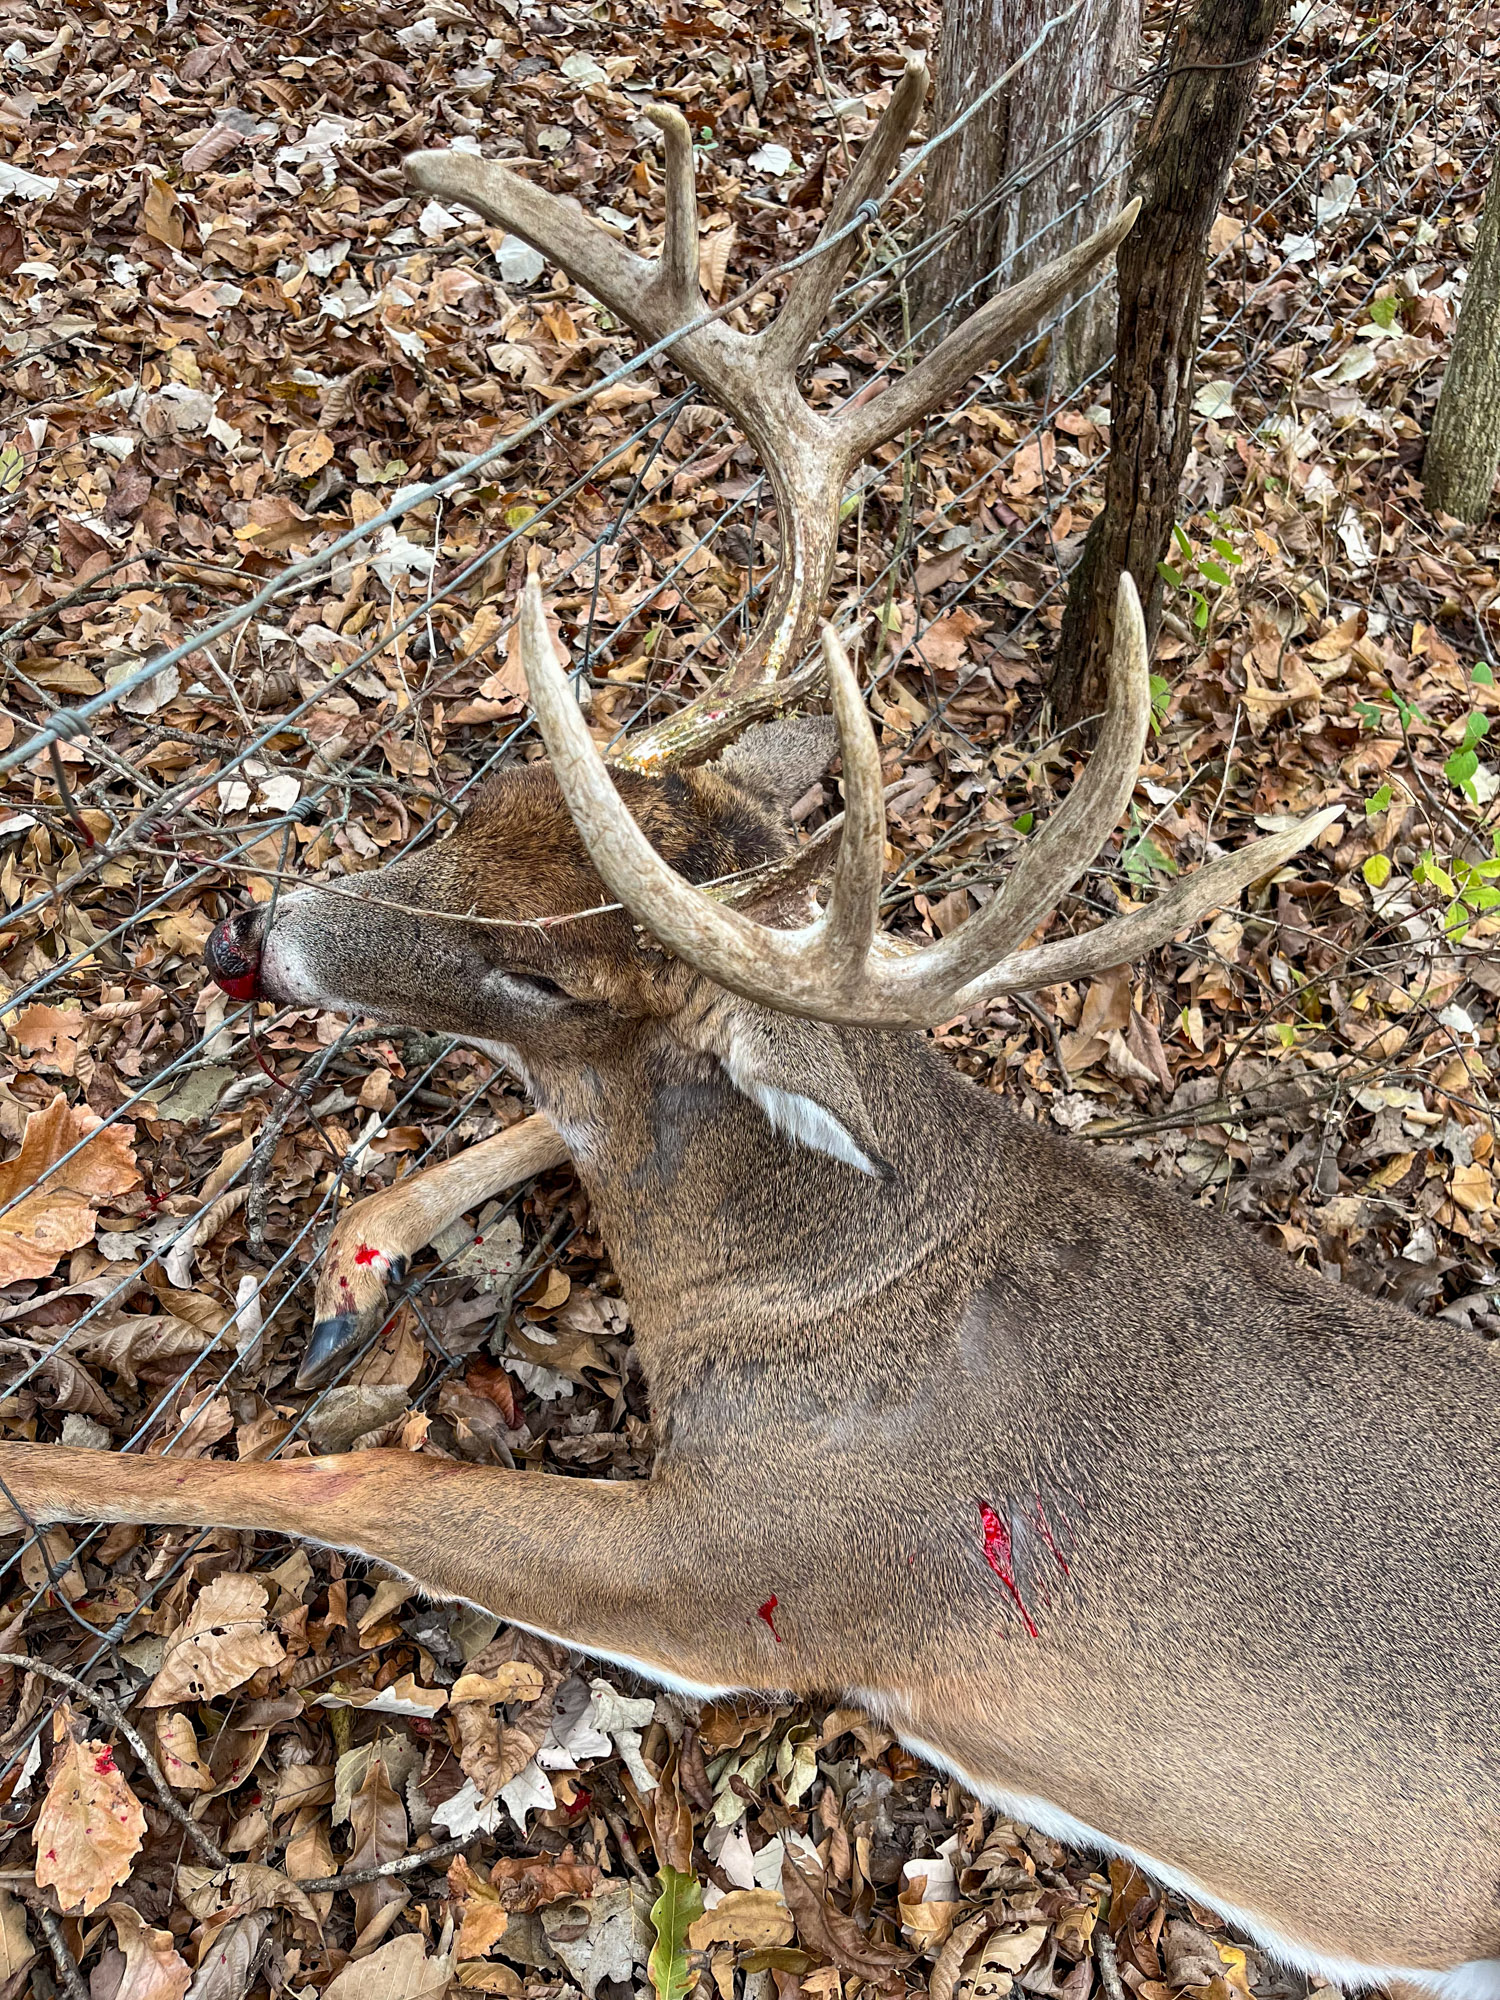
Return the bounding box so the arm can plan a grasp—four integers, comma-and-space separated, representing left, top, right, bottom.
978, 1501, 1038, 1638
757, 1595, 783, 1642
1034, 1496, 1071, 1576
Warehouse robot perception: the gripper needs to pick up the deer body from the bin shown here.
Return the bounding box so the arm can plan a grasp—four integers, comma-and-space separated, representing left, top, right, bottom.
3, 70, 1493, 1994
9, 1002, 1500, 1988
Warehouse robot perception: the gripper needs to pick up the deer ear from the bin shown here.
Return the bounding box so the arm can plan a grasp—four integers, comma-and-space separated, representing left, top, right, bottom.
713, 1002, 890, 1177
715, 715, 837, 814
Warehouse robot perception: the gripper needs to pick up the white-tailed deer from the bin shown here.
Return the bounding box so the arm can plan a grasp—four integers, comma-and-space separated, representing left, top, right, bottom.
4, 70, 1494, 2000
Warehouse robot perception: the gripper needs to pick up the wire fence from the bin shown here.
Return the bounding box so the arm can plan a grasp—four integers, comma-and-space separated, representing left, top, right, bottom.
0, 0, 1488, 1844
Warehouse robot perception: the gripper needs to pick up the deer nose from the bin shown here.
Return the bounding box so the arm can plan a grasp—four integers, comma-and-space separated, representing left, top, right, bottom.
205, 910, 263, 1000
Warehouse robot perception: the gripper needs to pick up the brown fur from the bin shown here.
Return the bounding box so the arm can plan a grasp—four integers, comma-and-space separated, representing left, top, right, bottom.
6, 742, 1499, 1986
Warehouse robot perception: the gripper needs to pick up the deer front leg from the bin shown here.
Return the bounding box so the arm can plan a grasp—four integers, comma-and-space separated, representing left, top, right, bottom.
305, 1113, 570, 1385
0, 1443, 784, 1693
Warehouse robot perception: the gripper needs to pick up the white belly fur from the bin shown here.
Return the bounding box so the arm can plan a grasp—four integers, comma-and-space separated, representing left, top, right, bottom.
886, 1718, 1500, 2000
289, 1531, 1497, 1996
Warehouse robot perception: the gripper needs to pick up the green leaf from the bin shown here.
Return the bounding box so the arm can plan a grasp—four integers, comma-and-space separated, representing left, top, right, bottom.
1362, 853, 1391, 890
1271, 1022, 1298, 1049
1445, 900, 1472, 941
1414, 853, 1456, 896
1389, 690, 1430, 730
0, 443, 24, 496
1365, 783, 1392, 816
1149, 673, 1171, 732
1123, 832, 1178, 882
1368, 294, 1399, 328
1192, 595, 1210, 631
1172, 522, 1193, 560
1210, 537, 1243, 565
1013, 811, 1034, 834
1156, 561, 1184, 592
1198, 559, 1233, 589
648, 1868, 704, 2000
1354, 700, 1384, 729
1444, 747, 1479, 797
1460, 710, 1490, 752
1474, 662, 1495, 686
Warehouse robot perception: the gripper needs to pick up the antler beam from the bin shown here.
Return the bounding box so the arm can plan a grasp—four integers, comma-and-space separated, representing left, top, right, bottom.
520, 570, 1339, 1030
407, 71, 1139, 769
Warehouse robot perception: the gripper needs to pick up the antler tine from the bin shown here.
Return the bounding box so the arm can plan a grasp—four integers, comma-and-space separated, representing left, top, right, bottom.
528, 564, 1339, 1031
949, 806, 1344, 1010
411, 106, 1140, 780
643, 105, 701, 317
521, 576, 889, 1013
406, 107, 705, 360
836, 196, 1142, 467
880, 573, 1152, 1016
818, 623, 887, 979
764, 58, 929, 370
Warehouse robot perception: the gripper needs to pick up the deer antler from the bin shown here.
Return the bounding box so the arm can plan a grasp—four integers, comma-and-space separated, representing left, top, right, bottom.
520, 571, 1341, 1028
406, 68, 1140, 770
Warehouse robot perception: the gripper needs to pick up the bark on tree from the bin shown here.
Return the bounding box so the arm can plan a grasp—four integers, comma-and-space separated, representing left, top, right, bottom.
1052, 0, 1286, 726
1424, 153, 1500, 524
916, 0, 1139, 391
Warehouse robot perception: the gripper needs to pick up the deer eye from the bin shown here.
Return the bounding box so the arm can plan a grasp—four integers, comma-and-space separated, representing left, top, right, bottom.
516, 972, 567, 1000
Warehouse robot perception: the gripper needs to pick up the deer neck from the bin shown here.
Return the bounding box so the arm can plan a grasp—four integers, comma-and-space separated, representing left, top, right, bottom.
515, 1018, 1011, 1392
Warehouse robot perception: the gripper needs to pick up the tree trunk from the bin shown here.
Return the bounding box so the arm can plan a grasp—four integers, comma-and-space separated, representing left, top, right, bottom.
916, 0, 1139, 392
1052, 0, 1286, 726
1424, 153, 1500, 525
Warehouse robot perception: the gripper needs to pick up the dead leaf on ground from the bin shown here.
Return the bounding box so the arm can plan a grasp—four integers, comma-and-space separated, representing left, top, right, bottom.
0, 1095, 140, 1282
105, 1900, 192, 2000
323, 1930, 453, 1999
143, 1572, 286, 1706
33, 1711, 146, 1915
689, 1888, 794, 1950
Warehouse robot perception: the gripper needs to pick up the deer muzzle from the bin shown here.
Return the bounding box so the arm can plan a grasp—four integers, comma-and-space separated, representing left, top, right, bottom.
205, 909, 264, 1001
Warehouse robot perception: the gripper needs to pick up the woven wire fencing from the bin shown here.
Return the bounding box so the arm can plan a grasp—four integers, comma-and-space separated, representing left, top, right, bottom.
0, 0, 1487, 1823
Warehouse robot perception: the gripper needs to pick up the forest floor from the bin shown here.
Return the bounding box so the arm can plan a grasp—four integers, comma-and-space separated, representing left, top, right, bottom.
0, 0, 1498, 1992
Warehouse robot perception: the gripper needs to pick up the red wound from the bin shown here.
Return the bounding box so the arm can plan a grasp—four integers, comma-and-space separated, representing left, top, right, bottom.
757, 1595, 783, 1643
1034, 1496, 1071, 1577
353, 1243, 382, 1266
978, 1502, 1038, 1638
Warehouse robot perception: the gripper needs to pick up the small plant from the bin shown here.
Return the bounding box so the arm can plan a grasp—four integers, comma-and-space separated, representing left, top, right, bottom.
1157, 516, 1245, 632
1358, 659, 1500, 939
1121, 804, 1178, 888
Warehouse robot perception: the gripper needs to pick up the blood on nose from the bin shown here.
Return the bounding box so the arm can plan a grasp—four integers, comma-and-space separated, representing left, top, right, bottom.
205, 915, 260, 1000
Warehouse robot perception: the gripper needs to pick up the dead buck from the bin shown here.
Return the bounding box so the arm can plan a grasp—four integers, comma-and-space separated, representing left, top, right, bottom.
3, 68, 1493, 2000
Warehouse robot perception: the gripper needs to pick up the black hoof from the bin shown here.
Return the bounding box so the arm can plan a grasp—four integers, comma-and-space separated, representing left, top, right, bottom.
296, 1312, 361, 1389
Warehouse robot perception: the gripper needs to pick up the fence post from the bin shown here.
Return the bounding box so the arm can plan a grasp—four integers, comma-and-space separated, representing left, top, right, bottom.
1052, 0, 1286, 727
1424, 151, 1500, 525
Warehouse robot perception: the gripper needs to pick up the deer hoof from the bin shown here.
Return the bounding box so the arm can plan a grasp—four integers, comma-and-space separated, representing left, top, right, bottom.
299, 1253, 407, 1388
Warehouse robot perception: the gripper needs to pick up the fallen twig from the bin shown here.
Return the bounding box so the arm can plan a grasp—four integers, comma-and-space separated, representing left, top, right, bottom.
14, 1885, 89, 2000
297, 1830, 475, 1893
